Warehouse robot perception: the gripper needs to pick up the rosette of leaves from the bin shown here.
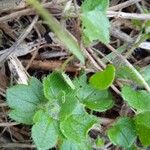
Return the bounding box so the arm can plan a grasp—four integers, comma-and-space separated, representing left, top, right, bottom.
107, 86, 150, 149
6, 65, 115, 149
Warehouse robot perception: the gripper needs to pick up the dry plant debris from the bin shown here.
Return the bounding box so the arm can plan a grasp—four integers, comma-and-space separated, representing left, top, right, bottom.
0, 0, 150, 150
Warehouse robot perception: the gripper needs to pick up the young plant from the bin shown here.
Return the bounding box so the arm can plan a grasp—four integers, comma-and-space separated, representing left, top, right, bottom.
6, 65, 115, 150
107, 86, 150, 149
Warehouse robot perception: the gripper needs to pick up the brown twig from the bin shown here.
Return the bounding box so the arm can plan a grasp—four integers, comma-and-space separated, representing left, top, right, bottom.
22, 59, 78, 72
107, 11, 150, 20
0, 122, 19, 127
109, 0, 142, 11
0, 2, 59, 22
0, 143, 36, 148
0, 16, 38, 63
25, 20, 41, 70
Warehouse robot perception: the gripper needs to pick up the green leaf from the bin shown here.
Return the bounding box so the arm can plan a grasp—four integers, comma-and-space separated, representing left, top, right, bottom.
61, 72, 75, 90
33, 109, 44, 123
27, 0, 85, 63
82, 89, 114, 112
6, 77, 45, 124
73, 74, 87, 89
60, 114, 97, 143
60, 139, 92, 150
81, 0, 109, 12
59, 92, 84, 120
61, 140, 78, 150
81, 10, 110, 45
29, 77, 45, 101
89, 64, 115, 90
7, 77, 45, 111
121, 86, 150, 112
107, 117, 137, 148
73, 74, 114, 112
134, 111, 150, 146
32, 111, 58, 150
9, 109, 35, 125
43, 71, 73, 100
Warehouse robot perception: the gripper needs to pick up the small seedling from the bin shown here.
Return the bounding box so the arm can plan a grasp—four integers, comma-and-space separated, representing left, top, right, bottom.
7, 66, 115, 150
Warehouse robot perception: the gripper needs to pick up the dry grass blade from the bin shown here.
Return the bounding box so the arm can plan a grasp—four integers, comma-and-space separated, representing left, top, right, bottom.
27, 0, 85, 63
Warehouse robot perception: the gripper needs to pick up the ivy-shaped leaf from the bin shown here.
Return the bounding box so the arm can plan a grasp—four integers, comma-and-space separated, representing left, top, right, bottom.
73, 74, 114, 112
134, 111, 150, 146
6, 77, 45, 124
121, 86, 150, 112
7, 77, 45, 111
82, 90, 114, 112
32, 110, 58, 150
60, 114, 97, 143
107, 117, 137, 148
9, 109, 36, 125
89, 64, 115, 90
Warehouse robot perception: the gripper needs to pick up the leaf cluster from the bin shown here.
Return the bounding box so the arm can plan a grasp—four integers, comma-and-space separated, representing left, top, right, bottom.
7, 65, 115, 150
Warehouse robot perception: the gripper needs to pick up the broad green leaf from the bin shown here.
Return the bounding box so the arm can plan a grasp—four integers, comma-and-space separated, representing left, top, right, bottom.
32, 111, 58, 150
7, 77, 45, 111
121, 86, 150, 112
134, 111, 150, 146
81, 89, 114, 112
81, 10, 110, 45
73, 74, 87, 89
27, 0, 85, 63
60, 114, 97, 143
9, 109, 35, 125
89, 64, 115, 90
60, 139, 92, 150
61, 140, 78, 150
59, 92, 83, 120
33, 109, 45, 123
81, 0, 109, 12
29, 77, 45, 101
107, 117, 137, 148
73, 74, 114, 112
43, 71, 73, 100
